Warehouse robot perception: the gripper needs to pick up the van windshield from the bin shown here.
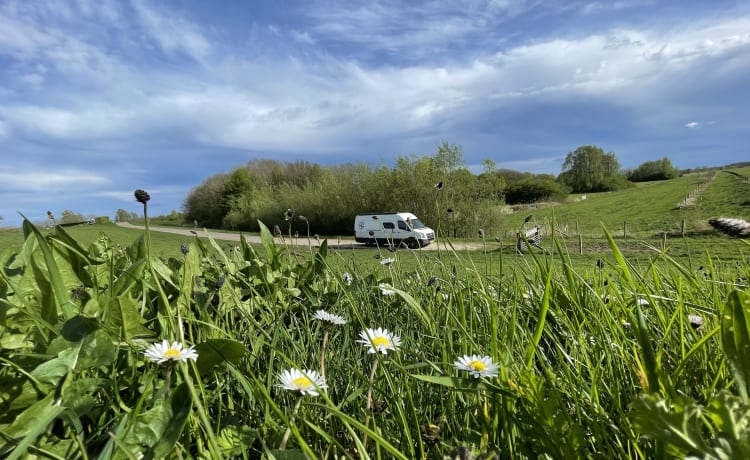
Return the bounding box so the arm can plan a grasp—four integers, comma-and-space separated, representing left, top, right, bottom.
408, 219, 426, 229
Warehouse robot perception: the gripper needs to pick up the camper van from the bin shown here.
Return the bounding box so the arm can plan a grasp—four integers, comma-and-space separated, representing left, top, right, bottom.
354, 212, 435, 248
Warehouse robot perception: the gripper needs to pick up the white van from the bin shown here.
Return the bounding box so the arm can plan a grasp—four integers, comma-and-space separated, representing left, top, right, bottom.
354, 212, 435, 248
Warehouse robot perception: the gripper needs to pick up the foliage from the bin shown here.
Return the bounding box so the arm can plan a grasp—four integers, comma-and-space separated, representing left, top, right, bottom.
627, 157, 681, 182
558, 145, 629, 193
115, 208, 140, 222
59, 209, 88, 224
503, 174, 570, 204
183, 173, 228, 228
185, 143, 508, 237
0, 212, 748, 458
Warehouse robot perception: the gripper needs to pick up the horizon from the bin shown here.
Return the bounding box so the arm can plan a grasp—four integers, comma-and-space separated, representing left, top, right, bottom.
1, 1, 749, 228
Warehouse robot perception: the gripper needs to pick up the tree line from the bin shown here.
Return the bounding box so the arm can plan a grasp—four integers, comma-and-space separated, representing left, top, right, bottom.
181, 143, 680, 236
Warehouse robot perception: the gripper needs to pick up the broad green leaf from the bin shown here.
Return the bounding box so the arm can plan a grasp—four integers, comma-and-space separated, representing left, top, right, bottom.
630, 393, 711, 458
195, 339, 248, 376
116, 383, 191, 459
147, 383, 192, 459
721, 290, 750, 401
61, 377, 109, 417
105, 295, 156, 341
112, 259, 146, 296
22, 218, 78, 321
150, 258, 177, 289
258, 220, 278, 264
0, 393, 65, 460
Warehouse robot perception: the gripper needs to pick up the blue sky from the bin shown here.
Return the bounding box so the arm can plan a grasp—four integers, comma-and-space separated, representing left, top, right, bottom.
1, 0, 749, 227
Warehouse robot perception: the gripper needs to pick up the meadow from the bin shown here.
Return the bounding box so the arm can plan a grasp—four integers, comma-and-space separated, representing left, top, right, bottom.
1, 205, 749, 459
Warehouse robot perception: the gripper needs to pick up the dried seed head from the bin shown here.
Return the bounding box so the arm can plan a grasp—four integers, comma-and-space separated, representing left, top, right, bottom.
273, 225, 282, 237
478, 228, 485, 238
448, 446, 473, 460
215, 275, 226, 290
298, 215, 308, 223
420, 424, 441, 446
435, 181, 444, 190
284, 209, 294, 221
180, 243, 189, 255
134, 189, 150, 204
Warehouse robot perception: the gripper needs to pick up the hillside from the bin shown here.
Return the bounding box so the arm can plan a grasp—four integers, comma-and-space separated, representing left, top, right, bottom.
491, 166, 750, 240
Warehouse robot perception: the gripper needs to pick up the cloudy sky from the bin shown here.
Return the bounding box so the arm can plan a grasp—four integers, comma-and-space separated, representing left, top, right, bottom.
1, 0, 748, 227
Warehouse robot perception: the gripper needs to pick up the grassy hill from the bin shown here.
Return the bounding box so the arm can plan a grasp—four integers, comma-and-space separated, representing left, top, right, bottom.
493, 166, 749, 240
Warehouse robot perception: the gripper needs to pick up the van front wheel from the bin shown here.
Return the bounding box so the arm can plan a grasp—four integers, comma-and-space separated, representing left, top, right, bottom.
407, 238, 419, 249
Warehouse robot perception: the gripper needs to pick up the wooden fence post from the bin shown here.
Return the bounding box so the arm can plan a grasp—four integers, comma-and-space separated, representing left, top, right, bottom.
623, 221, 627, 240
681, 219, 686, 237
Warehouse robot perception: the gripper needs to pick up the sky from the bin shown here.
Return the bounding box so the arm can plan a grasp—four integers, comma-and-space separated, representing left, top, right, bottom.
1, 0, 749, 227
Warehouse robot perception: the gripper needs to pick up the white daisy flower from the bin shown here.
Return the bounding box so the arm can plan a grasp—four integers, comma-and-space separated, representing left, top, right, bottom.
637, 298, 650, 306
688, 314, 704, 329
143, 340, 199, 364
276, 368, 327, 396
358, 328, 401, 354
314, 309, 347, 325
453, 355, 500, 379
380, 257, 395, 266
342, 272, 354, 285
379, 283, 396, 296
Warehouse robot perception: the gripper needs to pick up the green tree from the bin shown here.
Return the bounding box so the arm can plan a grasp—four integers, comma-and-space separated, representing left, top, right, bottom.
431, 141, 464, 177
558, 145, 626, 193
183, 173, 227, 228
114, 209, 139, 222
59, 210, 86, 224
627, 157, 680, 182
221, 168, 253, 218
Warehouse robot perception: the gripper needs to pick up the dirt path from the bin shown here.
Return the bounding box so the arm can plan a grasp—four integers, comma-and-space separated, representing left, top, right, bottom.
115, 222, 485, 251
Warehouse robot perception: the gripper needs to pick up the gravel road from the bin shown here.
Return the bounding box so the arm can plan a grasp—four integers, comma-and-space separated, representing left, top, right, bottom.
115, 222, 485, 251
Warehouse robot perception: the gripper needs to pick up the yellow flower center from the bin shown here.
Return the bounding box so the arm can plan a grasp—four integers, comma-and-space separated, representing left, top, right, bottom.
372, 336, 391, 347
293, 376, 312, 388
468, 360, 487, 371
164, 348, 181, 359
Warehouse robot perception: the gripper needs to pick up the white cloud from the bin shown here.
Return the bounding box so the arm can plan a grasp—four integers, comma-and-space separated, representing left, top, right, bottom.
131, 0, 211, 62
0, 169, 109, 192
685, 121, 700, 128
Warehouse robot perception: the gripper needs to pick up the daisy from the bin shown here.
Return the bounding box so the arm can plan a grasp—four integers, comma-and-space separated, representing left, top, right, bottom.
379, 283, 396, 296
358, 328, 401, 354
637, 298, 650, 307
342, 272, 354, 285
143, 340, 199, 364
688, 314, 704, 329
453, 354, 500, 378
276, 368, 327, 396
314, 309, 347, 326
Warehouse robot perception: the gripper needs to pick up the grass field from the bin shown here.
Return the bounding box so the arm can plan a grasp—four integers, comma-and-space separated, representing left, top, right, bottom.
1, 170, 749, 459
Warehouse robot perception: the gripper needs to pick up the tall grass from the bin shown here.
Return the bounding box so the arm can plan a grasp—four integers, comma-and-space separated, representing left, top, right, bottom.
0, 216, 748, 459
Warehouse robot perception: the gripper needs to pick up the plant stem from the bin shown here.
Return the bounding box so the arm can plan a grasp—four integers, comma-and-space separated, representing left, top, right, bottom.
320, 330, 329, 383
362, 358, 379, 451
279, 394, 304, 450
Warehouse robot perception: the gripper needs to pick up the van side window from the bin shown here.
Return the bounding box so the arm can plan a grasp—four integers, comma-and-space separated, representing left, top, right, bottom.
397, 221, 408, 230
383, 222, 395, 230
